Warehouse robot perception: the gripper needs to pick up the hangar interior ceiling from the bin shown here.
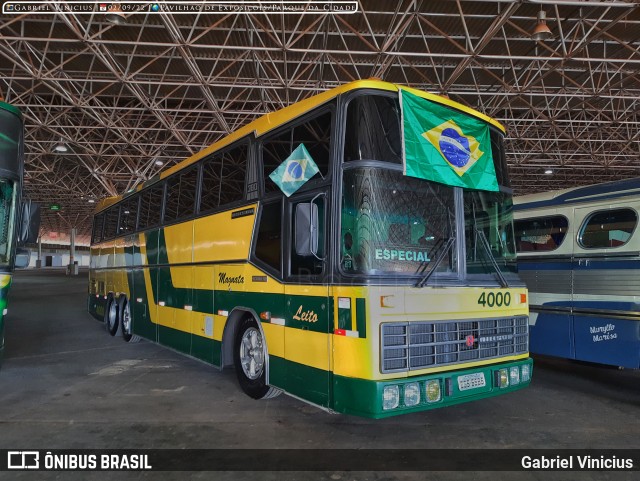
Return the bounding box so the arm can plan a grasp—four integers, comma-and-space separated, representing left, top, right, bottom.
0, 0, 639, 241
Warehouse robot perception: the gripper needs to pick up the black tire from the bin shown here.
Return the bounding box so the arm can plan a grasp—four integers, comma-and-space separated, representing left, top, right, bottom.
104, 295, 119, 336
233, 316, 281, 400
119, 297, 141, 343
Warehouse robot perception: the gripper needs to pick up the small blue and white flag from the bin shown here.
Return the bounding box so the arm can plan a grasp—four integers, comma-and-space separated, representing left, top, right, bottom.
269, 143, 320, 197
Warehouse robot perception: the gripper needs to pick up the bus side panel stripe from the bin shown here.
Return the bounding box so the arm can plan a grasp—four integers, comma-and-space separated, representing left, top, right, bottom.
191, 334, 222, 366
269, 356, 330, 408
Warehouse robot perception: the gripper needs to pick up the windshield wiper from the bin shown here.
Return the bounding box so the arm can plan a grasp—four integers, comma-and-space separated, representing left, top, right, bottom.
475, 226, 509, 288
415, 237, 455, 288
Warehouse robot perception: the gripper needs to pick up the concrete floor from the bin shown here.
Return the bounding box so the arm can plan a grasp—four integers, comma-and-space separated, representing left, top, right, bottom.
0, 269, 638, 481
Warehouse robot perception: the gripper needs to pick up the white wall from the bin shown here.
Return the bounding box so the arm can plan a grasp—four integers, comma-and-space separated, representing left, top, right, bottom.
27, 250, 90, 268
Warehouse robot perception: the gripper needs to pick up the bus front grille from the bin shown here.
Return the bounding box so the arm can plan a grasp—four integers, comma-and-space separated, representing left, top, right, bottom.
381, 317, 529, 373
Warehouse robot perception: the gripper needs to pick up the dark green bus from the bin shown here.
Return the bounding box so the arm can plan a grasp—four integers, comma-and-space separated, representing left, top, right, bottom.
0, 100, 39, 367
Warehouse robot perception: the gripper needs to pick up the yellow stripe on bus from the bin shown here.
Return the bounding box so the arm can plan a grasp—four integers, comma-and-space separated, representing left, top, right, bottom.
282, 328, 331, 372
193, 205, 257, 263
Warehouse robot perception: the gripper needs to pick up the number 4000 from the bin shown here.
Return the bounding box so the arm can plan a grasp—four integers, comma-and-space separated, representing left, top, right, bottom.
477, 291, 511, 307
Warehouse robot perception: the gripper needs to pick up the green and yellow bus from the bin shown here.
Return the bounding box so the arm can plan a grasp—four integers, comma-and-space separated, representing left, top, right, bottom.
88, 80, 531, 418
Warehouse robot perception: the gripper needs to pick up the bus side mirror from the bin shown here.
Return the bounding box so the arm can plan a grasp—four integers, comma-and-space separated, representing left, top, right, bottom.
295, 202, 318, 257
17, 199, 40, 246
14, 247, 30, 268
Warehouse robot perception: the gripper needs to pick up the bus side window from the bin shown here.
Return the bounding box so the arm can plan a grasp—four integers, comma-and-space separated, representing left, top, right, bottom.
262, 109, 332, 195
164, 166, 198, 223
579, 208, 638, 249
138, 183, 164, 231
92, 213, 105, 244
254, 201, 282, 275
200, 143, 248, 214
103, 206, 119, 240
514, 216, 568, 253
118, 195, 139, 235
219, 145, 247, 206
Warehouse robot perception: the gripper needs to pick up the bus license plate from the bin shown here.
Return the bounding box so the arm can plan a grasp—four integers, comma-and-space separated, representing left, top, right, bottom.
457, 372, 486, 391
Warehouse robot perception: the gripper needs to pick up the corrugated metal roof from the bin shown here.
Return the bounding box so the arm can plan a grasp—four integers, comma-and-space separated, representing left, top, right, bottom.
1, 0, 639, 238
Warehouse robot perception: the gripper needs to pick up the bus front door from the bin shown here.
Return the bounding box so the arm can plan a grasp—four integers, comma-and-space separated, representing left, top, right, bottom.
283, 194, 331, 408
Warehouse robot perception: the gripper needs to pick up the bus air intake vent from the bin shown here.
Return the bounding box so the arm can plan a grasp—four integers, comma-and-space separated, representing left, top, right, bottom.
381, 317, 528, 373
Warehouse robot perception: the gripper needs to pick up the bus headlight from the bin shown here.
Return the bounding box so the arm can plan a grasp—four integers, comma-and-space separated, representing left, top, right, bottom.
425, 380, 441, 403
404, 383, 420, 407
509, 366, 520, 385
382, 385, 399, 410
495, 368, 509, 388
521, 364, 531, 382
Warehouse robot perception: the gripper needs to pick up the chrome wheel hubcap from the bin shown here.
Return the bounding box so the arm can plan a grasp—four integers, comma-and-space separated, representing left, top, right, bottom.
122, 303, 131, 334
108, 301, 117, 330
239, 327, 264, 380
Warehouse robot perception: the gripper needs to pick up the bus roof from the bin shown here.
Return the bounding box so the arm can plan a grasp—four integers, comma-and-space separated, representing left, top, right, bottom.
0, 101, 23, 120
514, 177, 640, 212
96, 79, 505, 213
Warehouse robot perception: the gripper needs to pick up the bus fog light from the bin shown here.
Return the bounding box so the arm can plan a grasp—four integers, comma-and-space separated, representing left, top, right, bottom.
403, 383, 420, 407
425, 380, 441, 403
509, 366, 520, 385
382, 385, 399, 410
521, 364, 531, 382
495, 368, 509, 388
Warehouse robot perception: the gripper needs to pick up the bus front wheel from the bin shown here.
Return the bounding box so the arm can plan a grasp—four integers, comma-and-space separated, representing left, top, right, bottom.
233, 316, 281, 400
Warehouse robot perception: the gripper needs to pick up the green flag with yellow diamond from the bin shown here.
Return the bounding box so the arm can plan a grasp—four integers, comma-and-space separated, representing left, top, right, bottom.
400, 89, 499, 192
269, 143, 320, 197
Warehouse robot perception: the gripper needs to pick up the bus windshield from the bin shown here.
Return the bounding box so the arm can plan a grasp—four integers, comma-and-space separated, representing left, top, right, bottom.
341, 167, 456, 275
464, 190, 517, 275
341, 167, 456, 276
340, 93, 517, 280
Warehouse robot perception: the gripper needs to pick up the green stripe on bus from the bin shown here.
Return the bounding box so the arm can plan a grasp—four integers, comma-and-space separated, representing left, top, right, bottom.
191, 290, 214, 314
129, 267, 157, 341
191, 335, 222, 366
269, 356, 330, 407
141, 229, 331, 334
355, 298, 366, 338
158, 324, 191, 354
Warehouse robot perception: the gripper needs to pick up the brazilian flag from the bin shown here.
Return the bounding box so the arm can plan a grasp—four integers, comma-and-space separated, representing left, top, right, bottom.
400, 89, 499, 192
269, 143, 320, 197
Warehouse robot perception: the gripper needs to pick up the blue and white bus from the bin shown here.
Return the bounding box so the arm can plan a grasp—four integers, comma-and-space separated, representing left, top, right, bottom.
514, 178, 640, 369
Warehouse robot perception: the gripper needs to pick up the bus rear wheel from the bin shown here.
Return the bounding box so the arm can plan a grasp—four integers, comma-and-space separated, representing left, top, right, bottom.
104, 295, 119, 336
119, 297, 141, 343
233, 317, 281, 400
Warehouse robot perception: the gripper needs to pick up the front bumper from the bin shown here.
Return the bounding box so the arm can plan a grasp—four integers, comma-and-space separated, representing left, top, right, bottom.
333, 358, 533, 418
